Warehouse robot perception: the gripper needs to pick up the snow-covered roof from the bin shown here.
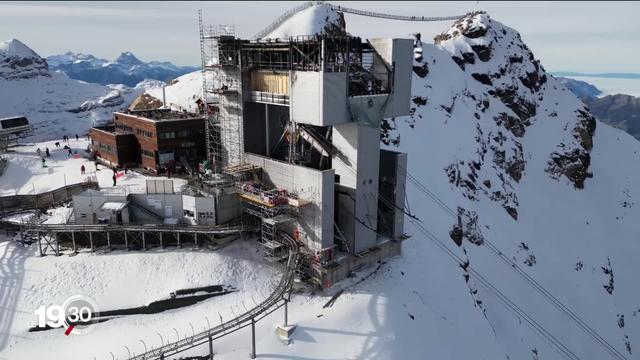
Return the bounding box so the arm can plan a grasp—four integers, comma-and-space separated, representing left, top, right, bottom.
100, 201, 128, 211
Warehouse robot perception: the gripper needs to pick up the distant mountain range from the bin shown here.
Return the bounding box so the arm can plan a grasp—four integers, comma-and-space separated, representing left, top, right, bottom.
46, 51, 198, 87
553, 72, 640, 80
559, 76, 640, 141
0, 38, 161, 140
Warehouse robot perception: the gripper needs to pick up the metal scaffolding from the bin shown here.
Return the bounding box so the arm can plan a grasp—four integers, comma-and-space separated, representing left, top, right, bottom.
199, 11, 244, 170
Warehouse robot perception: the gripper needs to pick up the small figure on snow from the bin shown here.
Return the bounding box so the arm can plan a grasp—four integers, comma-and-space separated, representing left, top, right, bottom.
112, 173, 117, 186
41, 158, 46, 168
36, 148, 41, 157
45, 148, 50, 157
67, 148, 73, 157
124, 164, 128, 175
80, 164, 85, 175
54, 142, 60, 148
75, 134, 79, 141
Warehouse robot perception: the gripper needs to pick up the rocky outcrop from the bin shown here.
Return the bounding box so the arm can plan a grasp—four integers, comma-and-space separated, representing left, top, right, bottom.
0, 39, 50, 80
546, 108, 596, 189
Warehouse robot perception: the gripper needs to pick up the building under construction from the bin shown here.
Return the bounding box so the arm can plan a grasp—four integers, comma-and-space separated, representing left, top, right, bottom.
198, 19, 412, 287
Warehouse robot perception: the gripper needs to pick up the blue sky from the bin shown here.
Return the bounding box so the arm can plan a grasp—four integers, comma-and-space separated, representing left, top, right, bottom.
0, 1, 637, 73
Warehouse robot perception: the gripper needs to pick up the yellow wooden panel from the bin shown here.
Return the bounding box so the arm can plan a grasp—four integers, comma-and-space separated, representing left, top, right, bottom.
250, 71, 289, 94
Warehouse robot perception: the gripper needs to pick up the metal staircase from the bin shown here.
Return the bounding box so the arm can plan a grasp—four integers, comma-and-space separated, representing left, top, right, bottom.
127, 198, 165, 223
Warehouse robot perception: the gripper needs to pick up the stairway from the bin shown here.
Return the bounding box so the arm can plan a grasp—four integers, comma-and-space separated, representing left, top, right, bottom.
127, 198, 165, 223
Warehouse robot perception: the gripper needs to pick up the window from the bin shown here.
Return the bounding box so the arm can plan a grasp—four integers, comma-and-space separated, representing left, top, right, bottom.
159, 131, 176, 140
136, 129, 153, 138
97, 142, 113, 153
141, 149, 154, 158
116, 123, 133, 133
177, 130, 191, 138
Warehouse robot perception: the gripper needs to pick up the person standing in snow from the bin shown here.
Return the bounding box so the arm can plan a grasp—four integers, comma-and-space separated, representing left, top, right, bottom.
45, 148, 50, 157
36, 148, 41, 157
80, 164, 85, 175
67, 148, 73, 157
41, 158, 46, 168
124, 164, 128, 175
112, 173, 117, 186
75, 134, 79, 141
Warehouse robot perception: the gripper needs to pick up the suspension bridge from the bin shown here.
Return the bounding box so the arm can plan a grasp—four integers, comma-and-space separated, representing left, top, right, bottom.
253, 1, 468, 39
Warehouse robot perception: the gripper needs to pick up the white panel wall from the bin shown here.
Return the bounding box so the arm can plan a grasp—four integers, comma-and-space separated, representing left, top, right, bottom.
369, 38, 413, 118
72, 193, 127, 224
290, 71, 350, 126
244, 153, 334, 250
332, 121, 381, 254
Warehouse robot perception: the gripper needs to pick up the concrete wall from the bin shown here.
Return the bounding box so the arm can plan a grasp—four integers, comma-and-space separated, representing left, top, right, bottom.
290, 72, 350, 127
72, 192, 127, 225
244, 153, 334, 250
194, 196, 215, 225
332, 121, 381, 254
216, 192, 242, 225
379, 149, 408, 239
369, 38, 413, 118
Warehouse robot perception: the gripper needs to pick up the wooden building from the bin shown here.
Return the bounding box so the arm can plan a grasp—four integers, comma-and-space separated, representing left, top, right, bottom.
89, 109, 206, 172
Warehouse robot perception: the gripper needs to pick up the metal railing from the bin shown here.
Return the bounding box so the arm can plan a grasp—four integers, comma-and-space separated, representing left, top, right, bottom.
126, 231, 299, 360
0, 181, 99, 215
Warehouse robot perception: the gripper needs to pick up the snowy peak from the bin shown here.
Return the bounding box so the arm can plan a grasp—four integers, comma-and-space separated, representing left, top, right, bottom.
262, 3, 346, 39
0, 38, 40, 59
115, 51, 143, 66
0, 38, 49, 80
388, 12, 599, 223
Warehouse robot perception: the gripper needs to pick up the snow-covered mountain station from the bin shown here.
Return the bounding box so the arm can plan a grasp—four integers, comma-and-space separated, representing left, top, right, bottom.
1, 2, 640, 360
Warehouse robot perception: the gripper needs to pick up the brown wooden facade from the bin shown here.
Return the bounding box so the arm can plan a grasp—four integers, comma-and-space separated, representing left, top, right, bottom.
90, 111, 206, 172
88, 125, 138, 167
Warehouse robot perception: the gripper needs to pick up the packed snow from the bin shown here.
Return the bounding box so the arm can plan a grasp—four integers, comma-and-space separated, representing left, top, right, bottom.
0, 139, 186, 196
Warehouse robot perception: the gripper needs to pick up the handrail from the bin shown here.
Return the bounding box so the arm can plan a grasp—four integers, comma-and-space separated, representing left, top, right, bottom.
29, 222, 252, 234
253, 1, 466, 40
126, 231, 299, 359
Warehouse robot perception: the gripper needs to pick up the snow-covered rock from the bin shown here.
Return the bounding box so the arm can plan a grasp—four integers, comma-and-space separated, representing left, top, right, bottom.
262, 3, 346, 39
0, 39, 148, 140
0, 38, 50, 80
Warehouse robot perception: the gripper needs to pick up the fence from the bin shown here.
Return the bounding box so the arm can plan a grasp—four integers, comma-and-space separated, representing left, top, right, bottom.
0, 181, 99, 215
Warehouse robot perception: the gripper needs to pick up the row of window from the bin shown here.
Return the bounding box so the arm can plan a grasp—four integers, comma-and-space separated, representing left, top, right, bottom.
136, 128, 153, 138
141, 149, 154, 158
158, 130, 192, 140
97, 142, 114, 153
115, 123, 133, 133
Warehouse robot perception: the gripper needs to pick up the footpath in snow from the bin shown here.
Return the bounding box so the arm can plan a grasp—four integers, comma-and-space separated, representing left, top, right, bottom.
0, 139, 186, 196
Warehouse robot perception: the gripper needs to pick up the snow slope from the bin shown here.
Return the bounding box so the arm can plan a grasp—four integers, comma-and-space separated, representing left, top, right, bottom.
0, 39, 154, 141
262, 2, 346, 39
0, 139, 186, 196
146, 70, 204, 113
